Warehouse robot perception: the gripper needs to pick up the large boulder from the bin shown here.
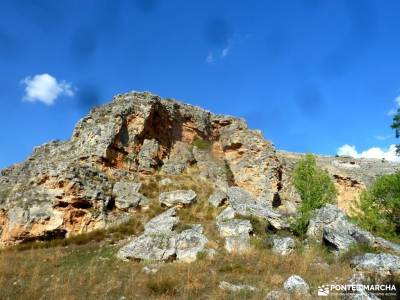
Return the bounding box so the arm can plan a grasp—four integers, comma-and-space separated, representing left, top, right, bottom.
307, 204, 399, 255
117, 232, 177, 261
283, 275, 310, 295
159, 190, 197, 207
350, 253, 400, 278
118, 207, 208, 262
227, 187, 288, 230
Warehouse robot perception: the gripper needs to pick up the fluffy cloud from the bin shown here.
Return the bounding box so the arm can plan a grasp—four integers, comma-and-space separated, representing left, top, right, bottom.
206, 52, 214, 64
387, 95, 400, 116
337, 144, 400, 162
22, 73, 75, 105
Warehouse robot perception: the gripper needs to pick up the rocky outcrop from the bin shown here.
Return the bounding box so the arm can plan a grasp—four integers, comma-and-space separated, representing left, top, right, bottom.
117, 208, 208, 262
0, 92, 285, 246
0, 91, 398, 248
307, 204, 400, 255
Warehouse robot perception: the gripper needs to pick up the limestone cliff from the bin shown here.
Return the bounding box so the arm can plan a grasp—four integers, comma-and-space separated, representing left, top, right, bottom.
0, 91, 398, 247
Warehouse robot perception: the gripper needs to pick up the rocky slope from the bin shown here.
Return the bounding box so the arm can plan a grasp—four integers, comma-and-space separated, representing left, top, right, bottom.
0, 91, 399, 249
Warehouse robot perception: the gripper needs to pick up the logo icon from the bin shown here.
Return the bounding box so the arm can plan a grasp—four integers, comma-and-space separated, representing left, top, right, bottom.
318, 285, 330, 296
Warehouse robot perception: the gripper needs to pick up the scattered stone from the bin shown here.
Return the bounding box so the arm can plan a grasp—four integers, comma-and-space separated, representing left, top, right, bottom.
159, 190, 197, 207
268, 236, 295, 255
208, 190, 227, 207
283, 275, 310, 294
218, 281, 258, 292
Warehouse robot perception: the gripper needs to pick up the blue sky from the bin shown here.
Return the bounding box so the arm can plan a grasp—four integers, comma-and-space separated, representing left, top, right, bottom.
1, 0, 400, 168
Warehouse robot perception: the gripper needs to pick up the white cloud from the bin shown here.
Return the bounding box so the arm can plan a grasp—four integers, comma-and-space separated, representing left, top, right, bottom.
221, 46, 230, 57
387, 95, 400, 116
375, 135, 391, 141
337, 144, 400, 162
21, 73, 75, 105
206, 52, 214, 64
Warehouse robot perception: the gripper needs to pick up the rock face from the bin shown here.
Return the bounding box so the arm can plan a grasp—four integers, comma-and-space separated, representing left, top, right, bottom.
0, 91, 398, 247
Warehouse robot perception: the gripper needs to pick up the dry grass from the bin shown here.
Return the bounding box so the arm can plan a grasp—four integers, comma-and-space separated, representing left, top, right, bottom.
0, 241, 354, 299
0, 168, 358, 299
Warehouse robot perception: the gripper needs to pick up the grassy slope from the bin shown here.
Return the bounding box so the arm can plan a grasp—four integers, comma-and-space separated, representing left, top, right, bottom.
0, 241, 353, 299
0, 168, 355, 299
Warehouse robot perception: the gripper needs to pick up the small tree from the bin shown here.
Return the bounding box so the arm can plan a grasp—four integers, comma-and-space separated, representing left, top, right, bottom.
391, 109, 400, 155
353, 172, 400, 240
292, 154, 337, 236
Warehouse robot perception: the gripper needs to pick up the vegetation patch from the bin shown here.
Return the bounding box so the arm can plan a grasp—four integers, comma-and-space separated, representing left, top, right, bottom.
352, 171, 400, 242
192, 139, 212, 151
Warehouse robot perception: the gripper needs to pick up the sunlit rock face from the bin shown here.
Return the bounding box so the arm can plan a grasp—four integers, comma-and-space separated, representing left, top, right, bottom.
0, 91, 398, 247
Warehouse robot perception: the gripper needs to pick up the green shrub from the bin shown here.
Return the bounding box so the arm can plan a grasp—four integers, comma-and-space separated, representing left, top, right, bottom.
353, 171, 400, 241
192, 139, 212, 150
291, 154, 337, 237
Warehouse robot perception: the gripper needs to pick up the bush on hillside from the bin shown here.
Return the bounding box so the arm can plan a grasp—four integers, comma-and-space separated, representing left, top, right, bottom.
353, 171, 400, 241
292, 154, 337, 237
